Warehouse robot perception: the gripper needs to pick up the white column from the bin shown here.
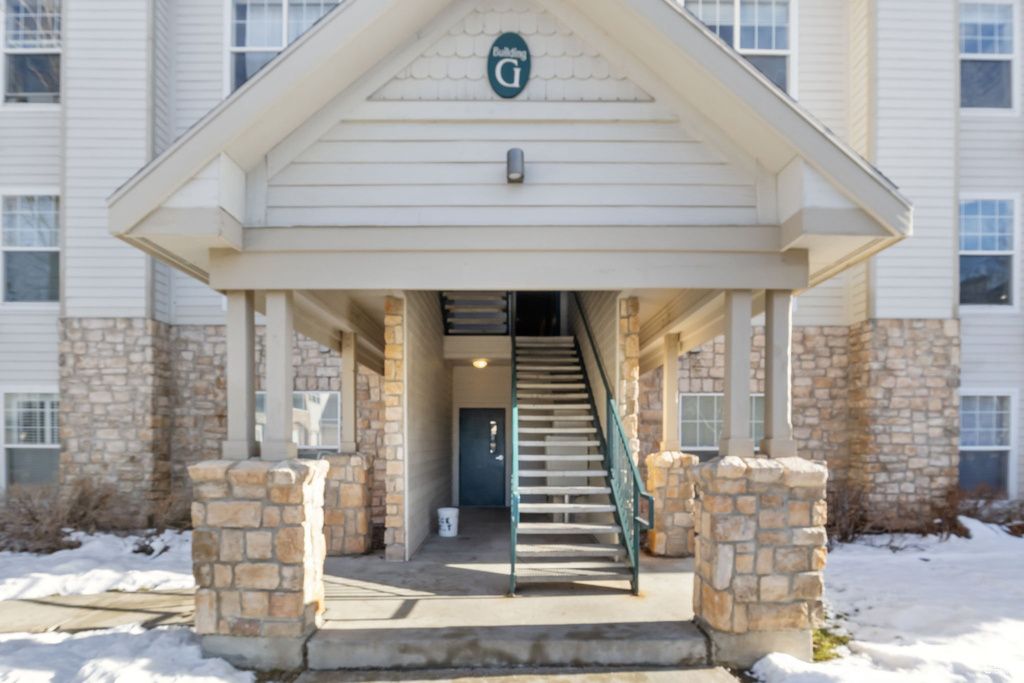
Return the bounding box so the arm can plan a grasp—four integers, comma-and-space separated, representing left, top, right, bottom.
719, 290, 754, 457
222, 291, 258, 460
263, 291, 298, 461
340, 331, 358, 454
761, 290, 798, 457
659, 333, 681, 452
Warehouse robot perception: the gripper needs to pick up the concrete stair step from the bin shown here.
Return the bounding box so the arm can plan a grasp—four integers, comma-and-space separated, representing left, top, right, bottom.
518, 454, 603, 462
516, 393, 589, 400
306, 621, 710, 670
520, 440, 601, 447
518, 486, 611, 495
516, 521, 622, 534
517, 374, 584, 381
517, 383, 587, 390
515, 542, 625, 558
516, 365, 582, 371
519, 427, 598, 434
516, 562, 632, 583
517, 415, 594, 421
518, 469, 608, 478
518, 503, 616, 514
519, 403, 591, 410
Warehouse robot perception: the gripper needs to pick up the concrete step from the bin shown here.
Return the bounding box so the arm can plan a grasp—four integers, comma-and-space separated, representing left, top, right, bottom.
517, 374, 584, 381
517, 383, 587, 390
518, 503, 616, 514
519, 403, 592, 410
519, 427, 598, 434
516, 365, 582, 371
518, 486, 611, 495
306, 621, 710, 671
518, 470, 608, 478
516, 562, 632, 583
517, 415, 594, 421
517, 521, 621, 534
515, 542, 625, 558
517, 393, 590, 400
520, 440, 601, 448
518, 454, 603, 462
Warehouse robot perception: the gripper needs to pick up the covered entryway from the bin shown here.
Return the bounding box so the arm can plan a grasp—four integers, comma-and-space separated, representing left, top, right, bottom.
459, 408, 507, 507
310, 508, 705, 670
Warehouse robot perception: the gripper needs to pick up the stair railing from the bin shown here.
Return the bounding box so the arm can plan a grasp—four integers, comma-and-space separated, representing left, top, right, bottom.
509, 296, 520, 596
572, 293, 655, 594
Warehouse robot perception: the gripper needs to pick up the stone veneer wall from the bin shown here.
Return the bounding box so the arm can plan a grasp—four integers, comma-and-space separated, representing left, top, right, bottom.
848, 320, 960, 524
640, 326, 852, 486
60, 320, 385, 527
59, 318, 173, 526
619, 297, 642, 468
645, 451, 698, 556
639, 322, 960, 525
382, 297, 406, 562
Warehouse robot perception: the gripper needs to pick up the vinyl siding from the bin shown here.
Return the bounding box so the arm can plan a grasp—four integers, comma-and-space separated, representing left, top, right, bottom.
797, 0, 848, 139
0, 111, 62, 187
174, 0, 225, 138
153, 0, 175, 155
404, 291, 453, 558
0, 311, 59, 384
268, 119, 757, 228
847, 0, 874, 160
958, 0, 1024, 499
794, 278, 848, 328
870, 0, 958, 320
568, 291, 618, 432
171, 270, 226, 325
62, 0, 152, 318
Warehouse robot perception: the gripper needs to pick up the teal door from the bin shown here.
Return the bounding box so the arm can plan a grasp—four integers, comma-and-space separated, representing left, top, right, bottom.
459, 408, 506, 507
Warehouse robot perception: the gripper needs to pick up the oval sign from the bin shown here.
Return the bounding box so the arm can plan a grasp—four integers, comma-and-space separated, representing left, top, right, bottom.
488, 33, 531, 99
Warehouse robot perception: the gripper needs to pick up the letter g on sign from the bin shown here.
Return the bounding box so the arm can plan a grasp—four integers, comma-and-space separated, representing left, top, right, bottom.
488, 33, 531, 99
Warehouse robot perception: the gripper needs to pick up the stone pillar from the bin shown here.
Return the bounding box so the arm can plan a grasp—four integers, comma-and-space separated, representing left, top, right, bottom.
692, 456, 828, 668
618, 296, 641, 464
720, 291, 754, 457
848, 319, 960, 526
762, 291, 797, 458
190, 458, 328, 671
645, 451, 698, 556
58, 318, 172, 527
263, 292, 297, 461
323, 453, 371, 555
223, 291, 258, 460
382, 296, 406, 562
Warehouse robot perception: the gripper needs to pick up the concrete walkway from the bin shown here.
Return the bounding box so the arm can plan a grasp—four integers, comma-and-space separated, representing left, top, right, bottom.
311, 509, 708, 671
0, 589, 193, 634
298, 667, 739, 682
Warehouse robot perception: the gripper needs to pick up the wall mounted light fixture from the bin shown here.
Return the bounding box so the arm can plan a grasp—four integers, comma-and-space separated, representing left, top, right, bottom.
473, 359, 489, 369
507, 148, 524, 183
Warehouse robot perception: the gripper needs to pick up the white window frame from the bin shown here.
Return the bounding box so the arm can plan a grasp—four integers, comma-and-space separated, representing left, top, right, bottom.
959, 388, 1019, 498
960, 0, 1020, 116
254, 390, 342, 453
0, 0, 61, 112
0, 385, 60, 492
959, 192, 1020, 314
678, 392, 766, 455
0, 187, 60, 311
685, 0, 800, 97
223, 0, 339, 95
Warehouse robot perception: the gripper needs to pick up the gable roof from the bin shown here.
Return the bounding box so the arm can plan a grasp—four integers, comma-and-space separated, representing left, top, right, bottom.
108, 0, 910, 244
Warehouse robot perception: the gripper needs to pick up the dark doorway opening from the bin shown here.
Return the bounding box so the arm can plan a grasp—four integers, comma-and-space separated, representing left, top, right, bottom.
459, 408, 507, 507
514, 292, 561, 337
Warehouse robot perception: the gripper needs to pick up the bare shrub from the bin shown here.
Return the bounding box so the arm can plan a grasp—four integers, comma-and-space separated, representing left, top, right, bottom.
958, 486, 1024, 538
0, 482, 121, 554
147, 488, 193, 533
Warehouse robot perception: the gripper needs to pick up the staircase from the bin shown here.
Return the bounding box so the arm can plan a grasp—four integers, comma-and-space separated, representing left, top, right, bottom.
441, 292, 511, 335
510, 335, 635, 592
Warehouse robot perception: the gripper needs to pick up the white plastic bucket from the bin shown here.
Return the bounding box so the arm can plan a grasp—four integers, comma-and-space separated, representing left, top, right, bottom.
438, 507, 459, 538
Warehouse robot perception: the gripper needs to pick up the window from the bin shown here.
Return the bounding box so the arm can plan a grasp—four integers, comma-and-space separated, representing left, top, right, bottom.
1, 195, 59, 303
2, 393, 59, 487
3, 0, 60, 104
229, 0, 338, 91
679, 393, 765, 461
960, 394, 1012, 494
685, 0, 793, 92
960, 198, 1015, 307
960, 2, 1015, 109
255, 391, 340, 454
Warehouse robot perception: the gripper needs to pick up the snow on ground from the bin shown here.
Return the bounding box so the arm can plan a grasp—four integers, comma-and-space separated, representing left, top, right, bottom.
0, 531, 195, 601
752, 517, 1024, 683
0, 625, 253, 683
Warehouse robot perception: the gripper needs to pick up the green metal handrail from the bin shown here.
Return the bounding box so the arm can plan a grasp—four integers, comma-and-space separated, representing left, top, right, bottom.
572, 293, 654, 595
509, 295, 520, 596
